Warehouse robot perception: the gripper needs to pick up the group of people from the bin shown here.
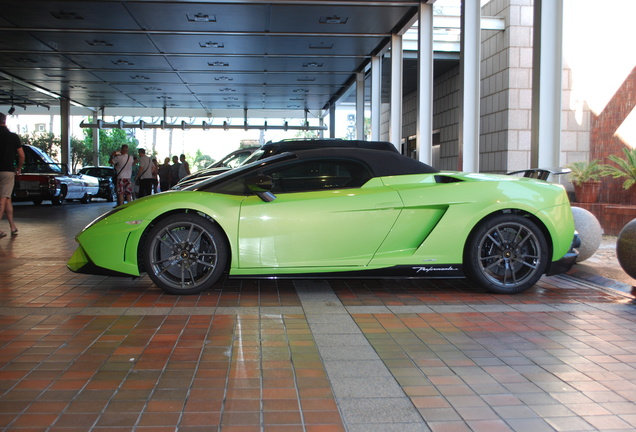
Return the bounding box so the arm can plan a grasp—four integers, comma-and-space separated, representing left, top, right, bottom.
110, 147, 190, 206
0, 112, 195, 237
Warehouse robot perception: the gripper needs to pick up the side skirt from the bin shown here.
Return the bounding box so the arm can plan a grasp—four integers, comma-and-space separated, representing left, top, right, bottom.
230, 264, 465, 280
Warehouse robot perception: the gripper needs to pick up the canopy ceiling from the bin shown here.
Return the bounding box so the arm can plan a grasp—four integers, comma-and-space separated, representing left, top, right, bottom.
0, 0, 426, 118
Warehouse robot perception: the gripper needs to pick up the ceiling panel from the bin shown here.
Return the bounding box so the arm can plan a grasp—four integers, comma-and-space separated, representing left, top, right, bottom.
0, 1, 140, 30
126, 2, 271, 32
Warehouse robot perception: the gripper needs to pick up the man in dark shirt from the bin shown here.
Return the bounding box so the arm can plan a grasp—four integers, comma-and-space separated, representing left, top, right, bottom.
0, 113, 25, 238
170, 155, 181, 187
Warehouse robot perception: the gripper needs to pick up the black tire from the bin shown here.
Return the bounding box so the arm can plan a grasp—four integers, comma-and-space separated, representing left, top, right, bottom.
80, 193, 92, 204
144, 213, 228, 295
51, 188, 66, 205
32, 198, 43, 205
106, 186, 115, 202
464, 214, 548, 294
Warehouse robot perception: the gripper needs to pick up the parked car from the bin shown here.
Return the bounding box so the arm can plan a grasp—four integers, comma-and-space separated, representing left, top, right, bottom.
68, 146, 578, 296
78, 166, 117, 202
174, 138, 399, 188
13, 145, 100, 205
176, 146, 259, 186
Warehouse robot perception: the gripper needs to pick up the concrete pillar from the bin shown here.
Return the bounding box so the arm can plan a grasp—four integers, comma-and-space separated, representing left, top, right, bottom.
356, 72, 365, 140
417, 1, 434, 164
329, 104, 336, 138
92, 109, 99, 166
459, 0, 481, 172
371, 55, 382, 141
531, 0, 564, 168
390, 34, 403, 151
60, 98, 71, 173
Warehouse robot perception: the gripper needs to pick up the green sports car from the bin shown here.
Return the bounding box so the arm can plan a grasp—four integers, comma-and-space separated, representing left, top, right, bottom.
68, 147, 578, 295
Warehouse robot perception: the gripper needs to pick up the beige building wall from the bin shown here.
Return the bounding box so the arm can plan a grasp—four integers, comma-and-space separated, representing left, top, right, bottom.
403, 0, 591, 173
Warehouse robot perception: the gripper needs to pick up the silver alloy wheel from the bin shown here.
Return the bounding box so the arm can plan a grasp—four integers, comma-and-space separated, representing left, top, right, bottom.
476, 221, 542, 289
146, 216, 222, 294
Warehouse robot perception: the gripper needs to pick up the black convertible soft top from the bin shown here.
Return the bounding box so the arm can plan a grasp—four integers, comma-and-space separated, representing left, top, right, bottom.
291, 147, 439, 177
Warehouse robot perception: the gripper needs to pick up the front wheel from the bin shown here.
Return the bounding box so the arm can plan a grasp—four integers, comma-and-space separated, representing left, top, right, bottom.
144, 213, 228, 295
51, 188, 66, 205
464, 214, 548, 294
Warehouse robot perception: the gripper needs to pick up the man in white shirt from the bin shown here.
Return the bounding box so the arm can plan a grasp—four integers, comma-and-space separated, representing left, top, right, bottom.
111, 144, 134, 206
136, 148, 154, 198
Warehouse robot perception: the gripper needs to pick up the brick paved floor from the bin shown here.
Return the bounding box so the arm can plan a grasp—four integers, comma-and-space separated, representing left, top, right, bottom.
0, 201, 635, 431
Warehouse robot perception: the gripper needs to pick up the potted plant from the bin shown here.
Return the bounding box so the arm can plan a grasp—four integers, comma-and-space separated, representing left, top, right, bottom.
566, 159, 602, 203
601, 147, 636, 190
601, 147, 636, 203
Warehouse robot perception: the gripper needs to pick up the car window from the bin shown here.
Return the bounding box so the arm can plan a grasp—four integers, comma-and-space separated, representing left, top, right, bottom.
263, 159, 372, 194
241, 149, 265, 166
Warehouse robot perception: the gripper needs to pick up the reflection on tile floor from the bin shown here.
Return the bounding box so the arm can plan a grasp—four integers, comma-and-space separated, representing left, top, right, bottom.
0, 313, 344, 432
1, 202, 635, 431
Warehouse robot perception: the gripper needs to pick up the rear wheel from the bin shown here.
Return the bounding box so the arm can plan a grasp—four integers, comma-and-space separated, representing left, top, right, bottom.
144, 213, 228, 295
464, 214, 548, 294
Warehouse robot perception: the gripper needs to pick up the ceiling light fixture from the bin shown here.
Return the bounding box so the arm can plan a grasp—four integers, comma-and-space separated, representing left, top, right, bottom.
8, 106, 15, 115
200, 41, 224, 48
208, 61, 229, 67
51, 10, 84, 20
187, 13, 216, 22
319, 15, 348, 24
112, 59, 134, 66
303, 62, 323, 68
309, 43, 334, 50
87, 40, 113, 47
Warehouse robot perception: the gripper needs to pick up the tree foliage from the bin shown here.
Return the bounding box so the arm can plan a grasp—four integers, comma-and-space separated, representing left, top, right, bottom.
20, 124, 139, 173
192, 149, 214, 172
19, 132, 60, 160
82, 126, 139, 166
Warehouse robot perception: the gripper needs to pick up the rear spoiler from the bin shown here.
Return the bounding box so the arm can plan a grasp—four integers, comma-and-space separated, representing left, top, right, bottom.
507, 168, 571, 181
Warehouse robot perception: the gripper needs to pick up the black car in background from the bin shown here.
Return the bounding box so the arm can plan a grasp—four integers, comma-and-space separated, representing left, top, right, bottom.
77, 166, 117, 202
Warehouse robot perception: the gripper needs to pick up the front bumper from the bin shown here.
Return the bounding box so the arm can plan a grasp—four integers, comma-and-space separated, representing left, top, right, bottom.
67, 246, 133, 277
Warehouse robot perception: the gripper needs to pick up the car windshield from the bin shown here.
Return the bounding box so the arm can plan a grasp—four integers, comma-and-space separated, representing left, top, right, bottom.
240, 149, 265, 166
81, 168, 112, 177
183, 152, 296, 191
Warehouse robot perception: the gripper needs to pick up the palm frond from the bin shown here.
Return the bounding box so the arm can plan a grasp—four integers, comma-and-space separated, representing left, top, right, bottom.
601, 148, 636, 190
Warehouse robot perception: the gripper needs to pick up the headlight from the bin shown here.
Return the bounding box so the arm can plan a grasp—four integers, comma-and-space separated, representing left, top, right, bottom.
81, 207, 125, 232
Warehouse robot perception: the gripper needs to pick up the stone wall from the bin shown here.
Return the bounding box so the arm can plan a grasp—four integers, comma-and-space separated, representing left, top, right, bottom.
402, 0, 591, 175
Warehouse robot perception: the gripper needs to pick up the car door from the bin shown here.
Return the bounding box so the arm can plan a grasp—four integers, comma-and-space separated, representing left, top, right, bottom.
237, 158, 403, 269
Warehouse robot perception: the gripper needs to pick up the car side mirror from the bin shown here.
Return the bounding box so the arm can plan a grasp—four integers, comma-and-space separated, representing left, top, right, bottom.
245, 174, 276, 202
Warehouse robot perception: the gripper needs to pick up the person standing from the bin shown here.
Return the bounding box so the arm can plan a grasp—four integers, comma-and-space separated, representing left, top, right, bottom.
170, 155, 181, 187
158, 157, 172, 192
111, 144, 134, 207
0, 113, 25, 238
151, 158, 159, 194
136, 148, 154, 198
179, 154, 191, 179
